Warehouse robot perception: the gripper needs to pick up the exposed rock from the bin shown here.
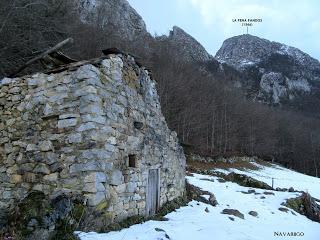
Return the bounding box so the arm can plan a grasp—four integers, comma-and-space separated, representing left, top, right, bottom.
278, 207, 289, 213
263, 191, 275, 195
209, 195, 218, 206
221, 208, 245, 219
156, 26, 213, 63
288, 187, 295, 192
241, 189, 256, 194
217, 178, 226, 183
186, 181, 218, 206
155, 227, 165, 232
284, 192, 320, 223
78, 0, 148, 41
199, 178, 215, 182
224, 172, 273, 190
248, 211, 258, 217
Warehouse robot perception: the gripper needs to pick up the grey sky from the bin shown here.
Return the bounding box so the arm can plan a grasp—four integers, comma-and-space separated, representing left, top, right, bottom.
127, 0, 320, 60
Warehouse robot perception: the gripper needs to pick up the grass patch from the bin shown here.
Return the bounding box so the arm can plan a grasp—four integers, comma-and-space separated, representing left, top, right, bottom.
99, 196, 189, 233
186, 159, 260, 172
152, 196, 189, 221
224, 173, 273, 190
101, 215, 146, 233
6, 191, 86, 240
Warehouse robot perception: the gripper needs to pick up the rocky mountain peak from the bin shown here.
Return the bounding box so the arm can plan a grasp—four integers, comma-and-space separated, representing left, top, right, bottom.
215, 34, 279, 67
170, 26, 191, 38
79, 0, 147, 40
215, 34, 320, 71
215, 34, 320, 106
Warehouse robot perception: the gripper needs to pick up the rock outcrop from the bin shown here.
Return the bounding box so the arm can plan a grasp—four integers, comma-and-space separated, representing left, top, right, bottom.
157, 26, 213, 63
221, 208, 245, 219
78, 0, 148, 41
285, 192, 320, 223
78, 1, 212, 64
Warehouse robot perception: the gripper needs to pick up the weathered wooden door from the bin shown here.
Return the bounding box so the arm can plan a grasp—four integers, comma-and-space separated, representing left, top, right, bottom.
146, 169, 160, 216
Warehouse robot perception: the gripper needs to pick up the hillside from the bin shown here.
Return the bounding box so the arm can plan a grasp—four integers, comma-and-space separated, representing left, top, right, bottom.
1, 0, 320, 177
156, 26, 213, 63
215, 34, 320, 114
77, 159, 320, 239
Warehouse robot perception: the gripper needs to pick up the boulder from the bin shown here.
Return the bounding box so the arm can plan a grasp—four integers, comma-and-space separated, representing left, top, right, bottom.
221, 208, 245, 219
186, 181, 218, 206
248, 211, 258, 217
285, 192, 320, 223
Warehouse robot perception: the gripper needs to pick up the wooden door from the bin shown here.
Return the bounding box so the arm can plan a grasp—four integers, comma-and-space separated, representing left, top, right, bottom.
146, 169, 160, 216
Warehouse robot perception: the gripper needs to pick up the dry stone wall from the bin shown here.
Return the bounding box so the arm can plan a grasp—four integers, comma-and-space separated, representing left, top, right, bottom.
0, 55, 185, 227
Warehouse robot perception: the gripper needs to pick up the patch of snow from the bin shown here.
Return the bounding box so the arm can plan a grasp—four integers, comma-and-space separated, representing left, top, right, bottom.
240, 59, 255, 66
278, 45, 308, 65
77, 167, 320, 240
277, 45, 290, 55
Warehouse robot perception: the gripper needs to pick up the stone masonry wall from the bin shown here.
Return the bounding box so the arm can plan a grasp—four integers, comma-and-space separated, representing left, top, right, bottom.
0, 55, 185, 225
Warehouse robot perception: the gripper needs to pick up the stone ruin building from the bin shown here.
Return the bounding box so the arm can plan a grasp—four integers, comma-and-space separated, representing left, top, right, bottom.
0, 54, 186, 236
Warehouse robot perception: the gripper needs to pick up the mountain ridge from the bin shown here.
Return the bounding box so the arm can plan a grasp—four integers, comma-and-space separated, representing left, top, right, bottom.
156, 26, 213, 62
214, 34, 320, 107
215, 34, 320, 71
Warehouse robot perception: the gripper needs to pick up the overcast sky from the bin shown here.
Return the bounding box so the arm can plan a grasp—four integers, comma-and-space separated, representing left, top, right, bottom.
127, 0, 320, 60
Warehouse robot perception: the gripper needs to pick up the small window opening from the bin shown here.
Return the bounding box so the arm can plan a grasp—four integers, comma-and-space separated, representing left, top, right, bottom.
129, 154, 137, 168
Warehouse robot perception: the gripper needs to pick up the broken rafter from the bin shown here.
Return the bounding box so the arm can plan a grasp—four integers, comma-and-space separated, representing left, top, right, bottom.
9, 38, 74, 78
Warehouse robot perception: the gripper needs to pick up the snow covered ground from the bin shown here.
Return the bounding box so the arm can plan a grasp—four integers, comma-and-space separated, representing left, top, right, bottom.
77, 163, 320, 240
213, 162, 320, 199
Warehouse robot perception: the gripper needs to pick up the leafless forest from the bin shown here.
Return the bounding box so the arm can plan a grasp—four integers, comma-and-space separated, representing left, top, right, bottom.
1, 0, 319, 176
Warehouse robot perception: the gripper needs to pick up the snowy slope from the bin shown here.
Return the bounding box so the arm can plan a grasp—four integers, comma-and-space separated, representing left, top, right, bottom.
214, 162, 320, 199
77, 164, 320, 240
